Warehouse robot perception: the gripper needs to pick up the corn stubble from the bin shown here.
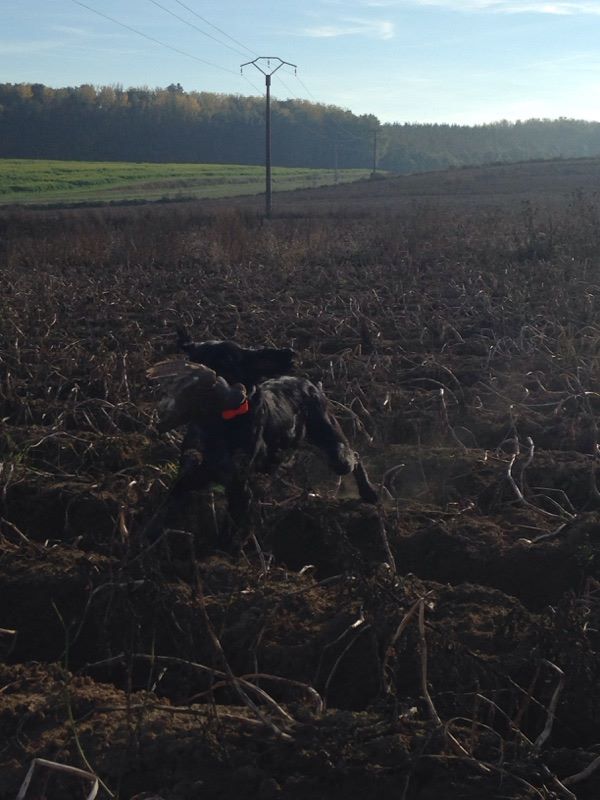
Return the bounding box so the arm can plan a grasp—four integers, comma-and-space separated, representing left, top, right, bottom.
2, 187, 600, 799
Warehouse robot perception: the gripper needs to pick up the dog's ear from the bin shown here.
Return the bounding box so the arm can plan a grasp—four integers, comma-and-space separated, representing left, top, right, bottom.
247, 347, 295, 379
215, 379, 247, 410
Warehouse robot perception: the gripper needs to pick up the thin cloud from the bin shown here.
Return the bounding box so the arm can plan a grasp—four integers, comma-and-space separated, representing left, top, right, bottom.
50, 25, 89, 36
49, 24, 128, 40
303, 17, 395, 38
0, 40, 61, 55
365, 0, 600, 13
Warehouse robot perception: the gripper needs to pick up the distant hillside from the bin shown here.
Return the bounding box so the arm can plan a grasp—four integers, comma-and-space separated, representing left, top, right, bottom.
2, 83, 600, 173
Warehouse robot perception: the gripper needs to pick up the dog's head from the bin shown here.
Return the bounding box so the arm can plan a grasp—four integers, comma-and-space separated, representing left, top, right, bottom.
177, 328, 295, 389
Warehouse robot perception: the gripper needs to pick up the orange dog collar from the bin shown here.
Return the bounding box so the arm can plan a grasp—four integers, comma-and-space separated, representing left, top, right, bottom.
221, 399, 250, 421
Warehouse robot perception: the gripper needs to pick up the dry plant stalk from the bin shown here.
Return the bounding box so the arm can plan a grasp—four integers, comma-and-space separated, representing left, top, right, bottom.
16, 758, 99, 800
444, 716, 505, 765
438, 387, 468, 452
533, 660, 565, 753
323, 623, 372, 700
376, 506, 397, 575
418, 598, 441, 726
185, 537, 295, 740
1, 517, 31, 544
474, 693, 533, 747
188, 672, 324, 715
134, 651, 294, 740
382, 596, 427, 695
512, 662, 542, 731
417, 600, 491, 772
506, 443, 574, 521
313, 606, 368, 690
563, 752, 600, 787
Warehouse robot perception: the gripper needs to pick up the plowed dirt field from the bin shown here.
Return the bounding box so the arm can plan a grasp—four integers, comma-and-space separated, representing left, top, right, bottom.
2, 176, 600, 799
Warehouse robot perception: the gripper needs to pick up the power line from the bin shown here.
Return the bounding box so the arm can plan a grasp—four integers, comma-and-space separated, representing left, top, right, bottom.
240, 74, 264, 96
268, 77, 296, 100
142, 0, 262, 93
294, 74, 318, 103
146, 0, 248, 59
71, 0, 238, 75
164, 2, 293, 98
75, 1, 291, 106
157, 3, 295, 100
172, 0, 258, 58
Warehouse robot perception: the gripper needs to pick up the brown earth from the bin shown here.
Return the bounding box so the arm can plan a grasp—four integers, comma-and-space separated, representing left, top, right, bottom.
2, 169, 600, 798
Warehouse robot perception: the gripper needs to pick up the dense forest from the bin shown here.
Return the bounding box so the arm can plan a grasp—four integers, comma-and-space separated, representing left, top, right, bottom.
3, 82, 600, 172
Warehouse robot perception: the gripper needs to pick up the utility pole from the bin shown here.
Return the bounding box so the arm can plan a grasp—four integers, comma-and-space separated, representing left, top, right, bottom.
371, 126, 378, 179
241, 57, 297, 219
334, 141, 339, 184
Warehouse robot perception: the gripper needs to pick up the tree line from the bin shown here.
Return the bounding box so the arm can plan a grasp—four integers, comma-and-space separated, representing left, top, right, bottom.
2, 82, 600, 172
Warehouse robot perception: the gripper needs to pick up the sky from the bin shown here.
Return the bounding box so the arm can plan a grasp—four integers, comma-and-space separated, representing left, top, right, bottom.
3, 0, 600, 125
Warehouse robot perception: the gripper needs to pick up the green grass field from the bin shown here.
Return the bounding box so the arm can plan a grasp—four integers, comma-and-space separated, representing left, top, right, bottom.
0, 159, 373, 205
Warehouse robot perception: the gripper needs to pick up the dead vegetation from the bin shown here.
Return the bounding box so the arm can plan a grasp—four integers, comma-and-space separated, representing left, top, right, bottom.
3, 181, 600, 798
